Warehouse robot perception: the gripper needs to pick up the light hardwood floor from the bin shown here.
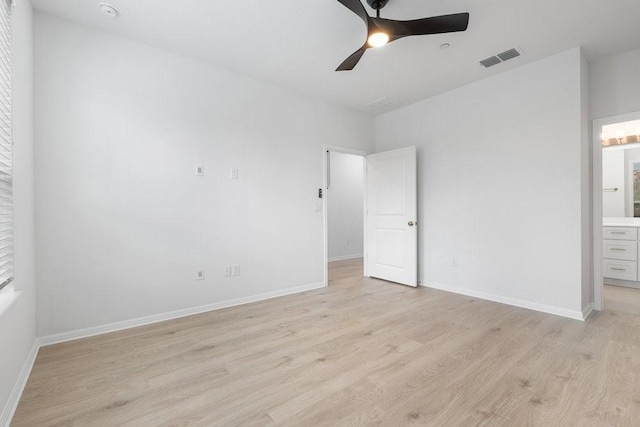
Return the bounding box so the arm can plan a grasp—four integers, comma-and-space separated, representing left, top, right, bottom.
12, 258, 640, 426
605, 284, 640, 316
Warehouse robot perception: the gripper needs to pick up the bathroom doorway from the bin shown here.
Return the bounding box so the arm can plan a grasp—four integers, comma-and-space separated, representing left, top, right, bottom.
594, 111, 640, 315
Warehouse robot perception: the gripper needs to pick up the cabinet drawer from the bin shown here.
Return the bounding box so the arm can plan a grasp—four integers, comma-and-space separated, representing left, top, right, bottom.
603, 239, 638, 261
603, 259, 638, 281
603, 227, 638, 240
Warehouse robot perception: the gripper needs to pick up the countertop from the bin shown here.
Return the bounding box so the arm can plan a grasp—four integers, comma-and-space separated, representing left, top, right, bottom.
603, 217, 640, 227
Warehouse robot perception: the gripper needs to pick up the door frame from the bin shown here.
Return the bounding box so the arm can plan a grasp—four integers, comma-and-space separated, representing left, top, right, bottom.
592, 110, 640, 311
322, 144, 368, 286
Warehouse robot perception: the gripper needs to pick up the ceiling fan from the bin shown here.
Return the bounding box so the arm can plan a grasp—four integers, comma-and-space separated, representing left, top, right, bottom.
336, 0, 470, 71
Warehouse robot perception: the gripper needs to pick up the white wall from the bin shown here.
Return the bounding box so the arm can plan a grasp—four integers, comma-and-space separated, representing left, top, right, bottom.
34, 13, 374, 337
602, 149, 625, 216
0, 0, 36, 424
590, 48, 640, 120
375, 48, 589, 318
328, 152, 363, 261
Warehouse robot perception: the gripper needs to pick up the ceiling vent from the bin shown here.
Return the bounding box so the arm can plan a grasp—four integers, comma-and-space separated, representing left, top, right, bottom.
479, 47, 523, 68
479, 56, 501, 68
497, 48, 521, 62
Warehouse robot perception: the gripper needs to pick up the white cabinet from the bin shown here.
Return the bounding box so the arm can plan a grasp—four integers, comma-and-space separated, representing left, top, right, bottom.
603, 259, 638, 281
603, 227, 637, 240
603, 239, 638, 261
603, 226, 639, 281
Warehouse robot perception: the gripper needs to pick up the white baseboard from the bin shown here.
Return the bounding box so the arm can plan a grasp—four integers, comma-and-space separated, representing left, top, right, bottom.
0, 339, 40, 427
328, 254, 363, 262
582, 303, 594, 320
603, 278, 640, 289
39, 281, 326, 346
421, 280, 585, 321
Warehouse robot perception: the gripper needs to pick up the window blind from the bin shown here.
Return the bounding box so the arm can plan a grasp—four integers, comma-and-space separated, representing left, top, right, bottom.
0, 0, 12, 292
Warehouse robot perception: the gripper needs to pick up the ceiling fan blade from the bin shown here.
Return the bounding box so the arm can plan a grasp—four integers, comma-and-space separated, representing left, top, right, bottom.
372, 12, 469, 36
337, 0, 371, 26
388, 34, 407, 44
336, 45, 369, 71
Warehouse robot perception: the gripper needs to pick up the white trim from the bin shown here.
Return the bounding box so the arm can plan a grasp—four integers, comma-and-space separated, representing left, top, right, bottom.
593, 117, 604, 312
323, 144, 368, 157
421, 281, 586, 321
592, 110, 640, 312
0, 288, 21, 319
328, 254, 363, 262
363, 156, 369, 278
322, 144, 367, 286
627, 159, 635, 218
0, 339, 39, 427
603, 277, 640, 289
39, 282, 326, 346
582, 303, 594, 320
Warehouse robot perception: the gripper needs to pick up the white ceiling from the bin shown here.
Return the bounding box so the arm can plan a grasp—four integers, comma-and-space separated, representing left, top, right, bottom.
30, 0, 640, 114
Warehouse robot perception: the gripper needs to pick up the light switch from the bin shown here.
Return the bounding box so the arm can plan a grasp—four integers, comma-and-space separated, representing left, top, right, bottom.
231, 168, 239, 179
196, 165, 204, 176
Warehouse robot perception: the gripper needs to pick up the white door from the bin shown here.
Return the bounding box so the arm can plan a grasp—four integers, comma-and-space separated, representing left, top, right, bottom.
365, 146, 417, 286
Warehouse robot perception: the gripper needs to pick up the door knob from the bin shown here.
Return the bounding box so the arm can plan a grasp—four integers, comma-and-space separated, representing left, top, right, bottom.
408, 221, 416, 226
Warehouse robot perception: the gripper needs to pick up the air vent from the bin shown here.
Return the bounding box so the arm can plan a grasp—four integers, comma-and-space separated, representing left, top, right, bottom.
480, 47, 524, 68
497, 48, 521, 62
479, 56, 501, 68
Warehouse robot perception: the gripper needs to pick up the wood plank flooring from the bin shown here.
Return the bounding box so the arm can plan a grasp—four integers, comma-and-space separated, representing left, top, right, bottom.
605, 284, 640, 316
12, 258, 640, 426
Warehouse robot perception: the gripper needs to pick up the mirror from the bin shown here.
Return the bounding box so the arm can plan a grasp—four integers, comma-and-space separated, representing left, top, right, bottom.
633, 162, 640, 217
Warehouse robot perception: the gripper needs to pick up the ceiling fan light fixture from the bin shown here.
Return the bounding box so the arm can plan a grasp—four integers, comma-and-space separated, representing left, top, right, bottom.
368, 32, 389, 47
335, 0, 470, 71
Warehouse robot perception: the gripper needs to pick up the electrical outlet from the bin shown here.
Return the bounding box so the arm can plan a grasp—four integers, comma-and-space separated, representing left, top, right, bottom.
231, 168, 239, 179
196, 165, 204, 176
197, 269, 205, 280
232, 264, 240, 276
224, 266, 232, 277
451, 258, 457, 267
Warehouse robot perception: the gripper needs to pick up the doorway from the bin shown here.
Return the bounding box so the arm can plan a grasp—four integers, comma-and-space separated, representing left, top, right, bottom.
322, 145, 418, 288
593, 111, 640, 314
323, 146, 366, 286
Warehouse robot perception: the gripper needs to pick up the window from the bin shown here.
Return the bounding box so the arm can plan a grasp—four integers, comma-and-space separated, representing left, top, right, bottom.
0, 0, 12, 292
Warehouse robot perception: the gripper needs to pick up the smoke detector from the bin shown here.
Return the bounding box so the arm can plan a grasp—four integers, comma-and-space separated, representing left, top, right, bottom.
99, 3, 119, 18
